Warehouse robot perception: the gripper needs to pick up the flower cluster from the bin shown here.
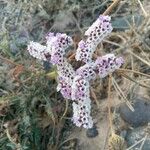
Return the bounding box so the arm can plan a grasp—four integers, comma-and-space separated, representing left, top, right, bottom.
27, 15, 124, 129
57, 76, 72, 99
71, 76, 93, 128
28, 33, 75, 100
76, 15, 113, 63
56, 59, 75, 99
27, 41, 50, 61
76, 63, 96, 80
46, 33, 73, 65
95, 54, 124, 78
46, 34, 75, 99
72, 99, 93, 128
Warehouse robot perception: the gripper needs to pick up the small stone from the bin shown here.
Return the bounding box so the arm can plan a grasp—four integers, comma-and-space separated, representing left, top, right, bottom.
120, 130, 127, 139
86, 125, 98, 138
119, 96, 150, 127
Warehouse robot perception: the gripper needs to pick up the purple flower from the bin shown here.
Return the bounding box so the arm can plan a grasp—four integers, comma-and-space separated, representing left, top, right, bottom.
57, 59, 75, 80
71, 76, 90, 100
75, 15, 113, 63
95, 54, 124, 78
27, 17, 124, 129
85, 15, 112, 38
46, 33, 73, 65
57, 76, 72, 99
75, 40, 93, 63
76, 63, 96, 80
72, 98, 93, 128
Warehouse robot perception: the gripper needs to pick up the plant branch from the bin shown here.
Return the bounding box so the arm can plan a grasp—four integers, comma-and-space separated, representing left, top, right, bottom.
103, 0, 121, 16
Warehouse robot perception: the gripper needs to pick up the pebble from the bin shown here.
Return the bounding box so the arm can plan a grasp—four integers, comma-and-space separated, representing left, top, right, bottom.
119, 96, 150, 127
86, 125, 98, 138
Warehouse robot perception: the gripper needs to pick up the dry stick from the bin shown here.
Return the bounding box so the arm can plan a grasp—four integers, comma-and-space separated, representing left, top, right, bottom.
121, 73, 150, 89
112, 77, 134, 111
128, 50, 150, 67
139, 134, 148, 150
125, 19, 150, 51
136, 45, 150, 61
126, 135, 147, 150
108, 74, 114, 135
103, 0, 121, 15
137, 0, 148, 17
103, 39, 121, 47
60, 99, 69, 121
58, 137, 78, 148
6, 129, 21, 149
117, 68, 150, 78
68, 53, 75, 60
90, 87, 100, 107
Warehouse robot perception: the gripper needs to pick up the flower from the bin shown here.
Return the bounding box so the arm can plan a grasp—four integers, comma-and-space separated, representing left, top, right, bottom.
76, 62, 96, 80
46, 32, 73, 50
57, 76, 72, 99
56, 58, 75, 99
85, 15, 112, 38
27, 41, 51, 61
28, 33, 73, 64
75, 40, 94, 63
50, 47, 65, 65
27, 17, 124, 129
57, 58, 75, 80
71, 76, 90, 100
46, 33, 73, 65
72, 98, 93, 128
55, 33, 73, 49
95, 54, 124, 78
75, 15, 113, 63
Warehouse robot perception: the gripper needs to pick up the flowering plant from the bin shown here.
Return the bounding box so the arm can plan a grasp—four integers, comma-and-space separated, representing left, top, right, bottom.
27, 15, 124, 128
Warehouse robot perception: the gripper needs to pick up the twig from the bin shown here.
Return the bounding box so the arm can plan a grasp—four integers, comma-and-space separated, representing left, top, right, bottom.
6, 129, 21, 149
126, 135, 147, 150
137, 0, 148, 18
60, 99, 69, 121
90, 87, 100, 107
108, 74, 114, 135
68, 53, 75, 60
117, 68, 150, 78
121, 73, 150, 89
112, 77, 134, 111
103, 39, 122, 47
103, 0, 121, 16
58, 137, 78, 148
139, 134, 147, 150
128, 50, 150, 67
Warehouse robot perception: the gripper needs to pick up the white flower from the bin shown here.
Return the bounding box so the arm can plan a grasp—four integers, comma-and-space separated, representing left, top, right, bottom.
27, 41, 51, 61
95, 54, 124, 78
75, 15, 113, 63
57, 58, 75, 81
72, 97, 93, 129
71, 76, 90, 100
76, 62, 96, 80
